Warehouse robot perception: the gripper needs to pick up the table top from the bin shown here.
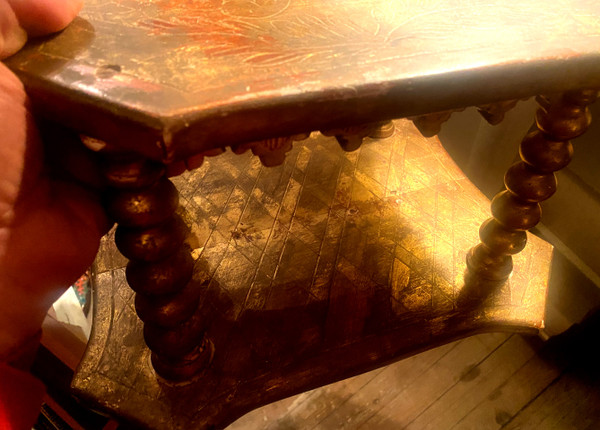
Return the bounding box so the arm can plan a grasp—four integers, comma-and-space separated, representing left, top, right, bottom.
6, 0, 600, 161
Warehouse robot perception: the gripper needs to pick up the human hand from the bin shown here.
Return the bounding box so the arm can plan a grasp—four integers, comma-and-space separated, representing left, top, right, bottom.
0, 0, 107, 359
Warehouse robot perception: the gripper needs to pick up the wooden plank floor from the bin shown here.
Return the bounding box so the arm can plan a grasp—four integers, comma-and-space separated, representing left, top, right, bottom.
227, 310, 600, 430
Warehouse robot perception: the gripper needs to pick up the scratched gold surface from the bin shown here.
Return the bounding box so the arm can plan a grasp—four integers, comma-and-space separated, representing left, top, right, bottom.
5, 0, 600, 160
73, 121, 552, 429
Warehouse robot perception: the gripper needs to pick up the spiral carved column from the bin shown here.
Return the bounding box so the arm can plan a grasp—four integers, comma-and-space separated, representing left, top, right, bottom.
102, 155, 213, 381
467, 88, 598, 282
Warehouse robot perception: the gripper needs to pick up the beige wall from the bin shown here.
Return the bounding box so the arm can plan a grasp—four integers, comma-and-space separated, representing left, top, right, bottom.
438, 101, 600, 333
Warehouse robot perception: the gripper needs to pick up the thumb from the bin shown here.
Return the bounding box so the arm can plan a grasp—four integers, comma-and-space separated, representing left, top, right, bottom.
0, 0, 83, 59
0, 0, 27, 59
7, 0, 83, 37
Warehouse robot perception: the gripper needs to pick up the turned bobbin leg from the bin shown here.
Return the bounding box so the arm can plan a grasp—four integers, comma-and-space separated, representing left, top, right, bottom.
321, 120, 395, 152
467, 89, 598, 281
369, 120, 395, 139
102, 155, 213, 381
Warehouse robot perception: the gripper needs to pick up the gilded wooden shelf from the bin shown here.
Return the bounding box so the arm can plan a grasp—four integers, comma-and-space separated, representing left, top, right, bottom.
72, 121, 552, 429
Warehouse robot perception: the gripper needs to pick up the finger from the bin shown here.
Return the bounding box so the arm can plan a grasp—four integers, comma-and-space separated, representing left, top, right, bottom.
7, 0, 83, 37
3, 178, 107, 301
52, 178, 111, 240
0, 63, 42, 223
40, 122, 104, 191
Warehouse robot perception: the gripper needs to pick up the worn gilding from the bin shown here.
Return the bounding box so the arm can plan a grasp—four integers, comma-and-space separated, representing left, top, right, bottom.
73, 121, 552, 429
5, 0, 600, 161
